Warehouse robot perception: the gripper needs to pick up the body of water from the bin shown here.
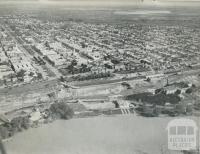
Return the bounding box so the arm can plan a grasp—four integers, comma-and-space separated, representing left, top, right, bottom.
5, 116, 198, 154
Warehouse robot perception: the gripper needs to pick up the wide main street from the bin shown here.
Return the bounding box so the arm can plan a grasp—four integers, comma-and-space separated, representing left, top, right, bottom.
3, 23, 63, 79
0, 65, 199, 101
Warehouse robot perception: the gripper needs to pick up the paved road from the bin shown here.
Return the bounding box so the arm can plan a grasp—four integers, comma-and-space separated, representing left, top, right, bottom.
3, 25, 47, 78
28, 45, 62, 78
3, 24, 62, 79
1, 66, 199, 97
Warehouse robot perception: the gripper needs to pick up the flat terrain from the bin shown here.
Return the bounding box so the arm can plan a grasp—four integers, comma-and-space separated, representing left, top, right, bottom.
5, 116, 198, 154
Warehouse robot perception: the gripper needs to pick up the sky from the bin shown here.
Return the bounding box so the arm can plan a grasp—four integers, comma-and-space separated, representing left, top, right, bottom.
0, 0, 200, 7
0, 0, 200, 1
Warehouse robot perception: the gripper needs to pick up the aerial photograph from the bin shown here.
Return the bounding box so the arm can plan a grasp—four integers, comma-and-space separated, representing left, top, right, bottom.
0, 0, 200, 154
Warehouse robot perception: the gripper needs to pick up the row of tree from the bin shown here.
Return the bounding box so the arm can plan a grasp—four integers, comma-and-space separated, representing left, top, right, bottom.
72, 72, 113, 81
126, 91, 181, 106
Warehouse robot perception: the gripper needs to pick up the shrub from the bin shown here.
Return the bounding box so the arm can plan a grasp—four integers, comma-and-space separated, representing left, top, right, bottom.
16, 69, 26, 78
191, 84, 196, 88
175, 89, 181, 95
112, 101, 120, 108
155, 88, 163, 94
185, 88, 193, 94
37, 73, 43, 80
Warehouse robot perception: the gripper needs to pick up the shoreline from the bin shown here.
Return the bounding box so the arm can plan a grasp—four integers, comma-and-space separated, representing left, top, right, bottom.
2, 106, 198, 142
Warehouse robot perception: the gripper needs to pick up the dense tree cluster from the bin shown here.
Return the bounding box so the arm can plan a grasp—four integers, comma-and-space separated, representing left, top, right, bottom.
0, 100, 75, 140
49, 102, 74, 120
126, 92, 181, 106
72, 72, 113, 81
16, 69, 26, 78
0, 116, 30, 139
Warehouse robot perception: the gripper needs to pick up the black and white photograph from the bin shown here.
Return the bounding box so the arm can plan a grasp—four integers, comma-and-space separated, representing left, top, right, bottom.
0, 0, 200, 154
